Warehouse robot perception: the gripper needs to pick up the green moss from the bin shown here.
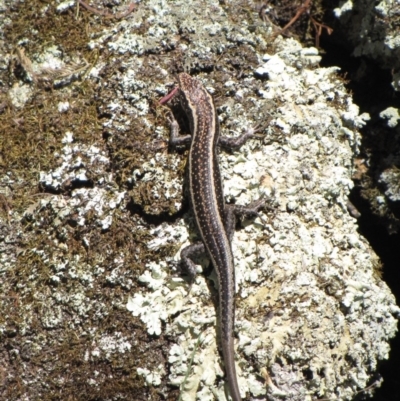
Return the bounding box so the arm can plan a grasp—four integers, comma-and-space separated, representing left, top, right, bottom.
6, 1, 94, 56
0, 2, 164, 400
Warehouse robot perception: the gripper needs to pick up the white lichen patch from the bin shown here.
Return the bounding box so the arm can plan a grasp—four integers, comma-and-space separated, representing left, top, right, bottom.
40, 131, 110, 190
127, 36, 399, 401
58, 100, 70, 113
8, 82, 33, 108
88, 332, 132, 360
137, 365, 166, 387
38, 132, 125, 230
380, 106, 400, 128
56, 0, 75, 13
379, 168, 400, 202
334, 0, 354, 18
33, 45, 64, 74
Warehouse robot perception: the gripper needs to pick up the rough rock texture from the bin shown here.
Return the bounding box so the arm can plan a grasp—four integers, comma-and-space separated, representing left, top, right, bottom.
333, 0, 400, 234
0, 1, 399, 401
334, 0, 400, 88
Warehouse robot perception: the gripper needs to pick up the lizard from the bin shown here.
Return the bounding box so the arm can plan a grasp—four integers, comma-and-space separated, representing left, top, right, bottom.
166, 72, 264, 401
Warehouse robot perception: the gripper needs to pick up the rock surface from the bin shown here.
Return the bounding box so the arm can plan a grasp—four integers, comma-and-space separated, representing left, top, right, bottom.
0, 1, 399, 400
333, 0, 400, 234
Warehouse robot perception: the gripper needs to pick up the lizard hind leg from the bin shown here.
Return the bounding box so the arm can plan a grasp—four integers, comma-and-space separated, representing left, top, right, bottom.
179, 241, 206, 283
224, 198, 265, 241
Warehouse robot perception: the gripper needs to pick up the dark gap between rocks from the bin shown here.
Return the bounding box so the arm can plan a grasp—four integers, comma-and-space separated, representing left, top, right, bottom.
318, 24, 400, 401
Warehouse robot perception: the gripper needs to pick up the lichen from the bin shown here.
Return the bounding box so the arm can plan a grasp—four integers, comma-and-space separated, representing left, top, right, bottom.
1, 1, 398, 401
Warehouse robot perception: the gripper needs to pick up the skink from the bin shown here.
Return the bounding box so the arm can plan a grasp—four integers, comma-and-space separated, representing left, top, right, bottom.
169, 73, 263, 401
